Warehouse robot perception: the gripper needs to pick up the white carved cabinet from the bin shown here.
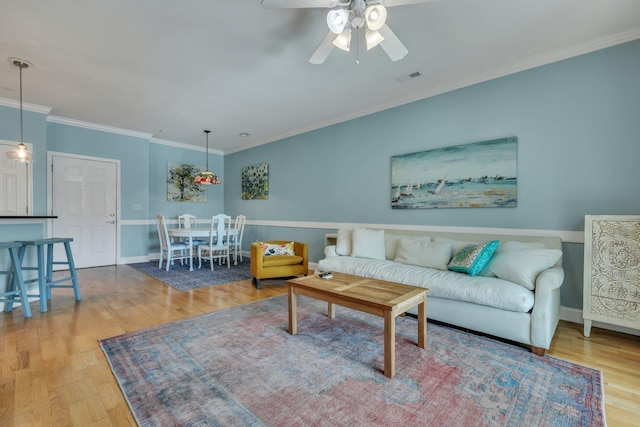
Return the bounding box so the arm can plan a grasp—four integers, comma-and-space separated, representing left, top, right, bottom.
583, 215, 640, 337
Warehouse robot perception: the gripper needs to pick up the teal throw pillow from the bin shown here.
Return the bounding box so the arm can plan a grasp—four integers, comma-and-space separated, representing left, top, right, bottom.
448, 240, 500, 276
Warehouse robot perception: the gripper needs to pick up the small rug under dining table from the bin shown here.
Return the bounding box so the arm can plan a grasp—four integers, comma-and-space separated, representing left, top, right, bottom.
100, 295, 605, 426
128, 259, 252, 291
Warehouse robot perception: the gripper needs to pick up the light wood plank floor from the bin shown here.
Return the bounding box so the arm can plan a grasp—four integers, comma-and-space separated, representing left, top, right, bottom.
1, 265, 638, 426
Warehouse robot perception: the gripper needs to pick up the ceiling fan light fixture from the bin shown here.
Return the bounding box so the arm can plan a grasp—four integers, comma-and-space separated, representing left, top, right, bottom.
327, 8, 349, 34
365, 29, 384, 50
364, 4, 387, 31
332, 28, 351, 52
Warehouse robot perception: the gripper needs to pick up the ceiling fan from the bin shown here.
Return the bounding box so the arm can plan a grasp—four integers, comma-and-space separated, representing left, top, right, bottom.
260, 0, 437, 64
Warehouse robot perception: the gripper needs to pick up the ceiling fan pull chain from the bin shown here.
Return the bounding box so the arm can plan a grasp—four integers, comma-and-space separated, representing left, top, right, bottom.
356, 28, 360, 64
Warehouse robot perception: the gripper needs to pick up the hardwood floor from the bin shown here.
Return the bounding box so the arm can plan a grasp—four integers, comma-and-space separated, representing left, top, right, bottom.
1, 265, 638, 426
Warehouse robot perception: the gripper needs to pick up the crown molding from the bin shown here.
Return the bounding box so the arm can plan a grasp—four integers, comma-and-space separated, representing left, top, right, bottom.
0, 97, 52, 114
150, 137, 224, 155
46, 115, 153, 139
226, 28, 640, 155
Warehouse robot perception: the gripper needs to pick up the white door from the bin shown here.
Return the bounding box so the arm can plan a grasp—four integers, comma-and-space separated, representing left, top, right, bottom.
52, 155, 117, 268
0, 141, 31, 215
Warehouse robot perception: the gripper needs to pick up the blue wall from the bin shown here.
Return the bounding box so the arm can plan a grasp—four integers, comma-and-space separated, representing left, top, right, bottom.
225, 39, 640, 309
1, 39, 639, 313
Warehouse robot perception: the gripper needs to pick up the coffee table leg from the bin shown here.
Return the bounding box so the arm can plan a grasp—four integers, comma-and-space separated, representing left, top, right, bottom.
384, 311, 395, 378
418, 296, 427, 349
288, 284, 297, 335
327, 302, 335, 319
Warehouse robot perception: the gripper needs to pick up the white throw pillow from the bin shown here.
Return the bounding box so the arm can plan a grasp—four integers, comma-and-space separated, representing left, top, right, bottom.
433, 237, 478, 258
385, 234, 431, 260
351, 228, 386, 260
394, 239, 452, 271
481, 241, 562, 290
335, 228, 353, 256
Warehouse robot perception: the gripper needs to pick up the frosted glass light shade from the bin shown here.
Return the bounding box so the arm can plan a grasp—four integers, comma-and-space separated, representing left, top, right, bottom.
333, 28, 351, 51
327, 9, 349, 34
6, 142, 32, 163
365, 29, 384, 50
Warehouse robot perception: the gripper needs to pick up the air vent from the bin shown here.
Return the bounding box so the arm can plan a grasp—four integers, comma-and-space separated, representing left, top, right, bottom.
396, 71, 422, 83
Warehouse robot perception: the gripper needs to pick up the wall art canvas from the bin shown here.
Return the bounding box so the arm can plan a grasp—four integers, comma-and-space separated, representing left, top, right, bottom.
167, 162, 206, 203
242, 163, 269, 200
391, 137, 517, 209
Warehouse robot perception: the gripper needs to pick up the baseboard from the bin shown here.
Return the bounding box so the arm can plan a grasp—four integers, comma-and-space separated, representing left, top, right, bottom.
560, 306, 640, 337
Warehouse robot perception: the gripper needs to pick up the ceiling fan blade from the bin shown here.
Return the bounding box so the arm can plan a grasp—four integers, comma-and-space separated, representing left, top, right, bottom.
309, 32, 337, 64
378, 24, 408, 61
376, 0, 440, 7
260, 0, 342, 9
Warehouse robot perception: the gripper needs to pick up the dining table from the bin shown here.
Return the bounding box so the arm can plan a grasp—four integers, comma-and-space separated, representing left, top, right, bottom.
168, 227, 238, 271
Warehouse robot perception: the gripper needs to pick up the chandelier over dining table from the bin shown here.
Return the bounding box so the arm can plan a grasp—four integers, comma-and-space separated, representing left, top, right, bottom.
194, 130, 221, 185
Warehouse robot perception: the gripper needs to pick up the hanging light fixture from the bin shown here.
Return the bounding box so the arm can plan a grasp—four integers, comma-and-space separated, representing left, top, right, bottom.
6, 58, 33, 163
194, 130, 221, 185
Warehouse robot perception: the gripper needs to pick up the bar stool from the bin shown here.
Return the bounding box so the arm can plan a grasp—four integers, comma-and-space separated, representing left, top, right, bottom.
17, 238, 81, 313
0, 241, 31, 317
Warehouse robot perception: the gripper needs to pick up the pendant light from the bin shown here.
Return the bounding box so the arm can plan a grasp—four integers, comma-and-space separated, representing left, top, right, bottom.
6, 58, 33, 163
194, 130, 221, 185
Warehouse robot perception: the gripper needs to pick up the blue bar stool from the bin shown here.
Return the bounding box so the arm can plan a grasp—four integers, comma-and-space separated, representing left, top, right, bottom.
17, 238, 81, 312
1, 241, 31, 317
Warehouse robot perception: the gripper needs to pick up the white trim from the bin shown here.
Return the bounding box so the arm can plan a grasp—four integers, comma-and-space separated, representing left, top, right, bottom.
46, 115, 153, 139
246, 220, 585, 243
117, 219, 584, 243
225, 29, 640, 155
0, 97, 51, 114
150, 137, 224, 155
47, 151, 122, 266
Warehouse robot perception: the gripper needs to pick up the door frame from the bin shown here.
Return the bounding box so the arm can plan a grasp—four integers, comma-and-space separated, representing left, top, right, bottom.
0, 139, 33, 215
47, 151, 121, 266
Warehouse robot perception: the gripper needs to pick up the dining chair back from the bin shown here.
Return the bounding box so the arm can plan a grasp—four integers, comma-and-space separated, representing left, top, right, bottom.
178, 214, 197, 228
155, 214, 189, 271
177, 214, 206, 245
197, 214, 231, 271
230, 214, 246, 264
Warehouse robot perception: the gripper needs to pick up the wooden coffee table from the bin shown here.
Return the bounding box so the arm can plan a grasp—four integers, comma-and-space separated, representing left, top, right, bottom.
286, 272, 428, 378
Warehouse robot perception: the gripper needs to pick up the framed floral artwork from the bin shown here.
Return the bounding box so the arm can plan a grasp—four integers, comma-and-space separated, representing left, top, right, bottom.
242, 163, 269, 200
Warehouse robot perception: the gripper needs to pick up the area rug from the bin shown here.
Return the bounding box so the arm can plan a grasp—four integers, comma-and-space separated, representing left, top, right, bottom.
128, 259, 252, 291
100, 296, 605, 427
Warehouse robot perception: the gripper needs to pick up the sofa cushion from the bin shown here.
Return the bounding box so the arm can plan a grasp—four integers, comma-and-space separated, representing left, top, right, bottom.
394, 239, 452, 271
262, 255, 303, 267
317, 256, 534, 313
260, 241, 295, 256
385, 234, 431, 260
351, 228, 385, 260
448, 240, 500, 276
480, 241, 562, 290
434, 237, 479, 258
335, 228, 353, 256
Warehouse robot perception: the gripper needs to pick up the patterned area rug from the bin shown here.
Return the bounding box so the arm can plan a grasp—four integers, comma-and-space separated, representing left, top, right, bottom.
100, 296, 605, 426
128, 259, 252, 291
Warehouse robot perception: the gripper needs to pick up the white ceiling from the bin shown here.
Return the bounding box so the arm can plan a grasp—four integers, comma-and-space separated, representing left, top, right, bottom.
1, 0, 639, 153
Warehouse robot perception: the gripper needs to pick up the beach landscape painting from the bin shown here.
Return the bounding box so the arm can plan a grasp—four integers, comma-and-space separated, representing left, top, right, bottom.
391, 137, 517, 209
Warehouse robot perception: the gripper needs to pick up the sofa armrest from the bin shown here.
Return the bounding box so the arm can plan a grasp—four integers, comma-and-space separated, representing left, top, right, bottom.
294, 241, 309, 271
530, 266, 565, 349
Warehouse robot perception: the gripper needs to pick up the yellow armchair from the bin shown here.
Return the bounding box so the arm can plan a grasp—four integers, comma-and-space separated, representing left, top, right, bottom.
250, 240, 308, 289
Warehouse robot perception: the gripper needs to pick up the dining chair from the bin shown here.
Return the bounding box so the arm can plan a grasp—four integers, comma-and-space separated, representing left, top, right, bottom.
197, 214, 231, 271
156, 214, 189, 271
229, 214, 246, 265
178, 214, 206, 246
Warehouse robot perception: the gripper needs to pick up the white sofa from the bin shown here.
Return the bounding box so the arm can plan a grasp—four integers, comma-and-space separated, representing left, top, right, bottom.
317, 228, 564, 355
